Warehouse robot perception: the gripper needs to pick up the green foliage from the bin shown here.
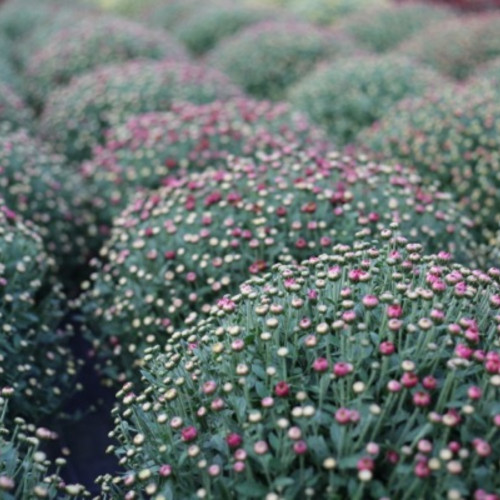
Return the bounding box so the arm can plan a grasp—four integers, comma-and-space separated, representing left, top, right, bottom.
99, 239, 500, 499
0, 394, 89, 499
0, 128, 97, 286
0, 201, 80, 420
289, 54, 447, 145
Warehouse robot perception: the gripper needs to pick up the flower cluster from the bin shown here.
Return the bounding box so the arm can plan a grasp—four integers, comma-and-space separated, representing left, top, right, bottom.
284, 0, 387, 26
208, 20, 358, 100
0, 200, 80, 420
400, 13, 500, 79
0, 128, 98, 286
78, 152, 477, 384
289, 54, 447, 145
0, 83, 32, 131
337, 2, 454, 52
15, 6, 98, 69
81, 98, 330, 233
0, 391, 89, 499
39, 60, 242, 161
25, 16, 188, 106
140, 0, 199, 31
173, 4, 273, 56
99, 239, 500, 499
475, 57, 500, 81
359, 78, 500, 247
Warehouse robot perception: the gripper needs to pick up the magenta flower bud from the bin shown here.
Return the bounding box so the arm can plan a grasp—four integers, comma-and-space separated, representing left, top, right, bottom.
366, 442, 380, 456
387, 304, 403, 318
293, 440, 308, 455
299, 317, 312, 329
159, 465, 172, 477
417, 440, 432, 454
448, 441, 461, 453
455, 344, 473, 359
202, 381, 217, 395
473, 439, 491, 457
335, 408, 351, 425
349, 410, 361, 423
226, 433, 243, 449
414, 460, 430, 478
181, 426, 198, 442
422, 375, 437, 390
333, 362, 353, 377
233, 461, 246, 473
379, 341, 395, 356
401, 372, 419, 388
357, 457, 374, 471
254, 440, 269, 455
261, 396, 274, 408
211, 398, 225, 411
307, 289, 318, 301
362, 295, 379, 309
467, 386, 482, 400
387, 380, 402, 392
386, 450, 399, 464
274, 381, 290, 397
413, 391, 431, 407
231, 339, 245, 352
304, 335, 317, 347
342, 310, 356, 323
312, 357, 329, 372
388, 319, 403, 331
234, 448, 247, 461
493, 414, 500, 427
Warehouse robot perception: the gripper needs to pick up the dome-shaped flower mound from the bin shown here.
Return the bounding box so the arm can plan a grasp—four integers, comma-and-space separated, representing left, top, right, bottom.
0, 202, 79, 420
338, 2, 454, 53
475, 57, 500, 82
358, 78, 500, 239
82, 98, 330, 232
140, 0, 199, 31
80, 153, 477, 384
0, 392, 89, 499
208, 20, 358, 100
285, 0, 388, 26
0, 129, 98, 285
99, 240, 500, 500
173, 4, 273, 55
289, 54, 447, 145
25, 16, 188, 106
40, 60, 242, 161
0, 83, 32, 130
400, 13, 500, 80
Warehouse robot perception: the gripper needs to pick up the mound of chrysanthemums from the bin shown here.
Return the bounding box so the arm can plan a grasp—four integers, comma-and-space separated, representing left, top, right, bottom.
140, 0, 199, 31
289, 54, 447, 145
173, 4, 273, 56
285, 0, 387, 26
400, 13, 500, 80
0, 200, 80, 420
0, 128, 98, 285
40, 60, 242, 161
0, 84, 32, 130
98, 237, 500, 499
208, 20, 358, 100
337, 2, 454, 53
25, 16, 188, 106
0, 390, 89, 499
359, 78, 500, 248
79, 152, 478, 385
81, 98, 330, 232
